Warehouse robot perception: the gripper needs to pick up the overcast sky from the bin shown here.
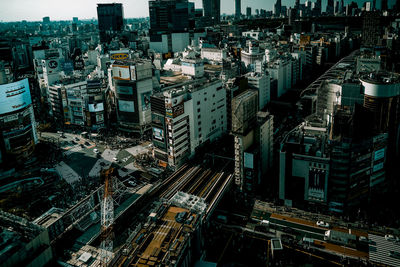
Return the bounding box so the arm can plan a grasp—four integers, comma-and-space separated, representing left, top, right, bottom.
0, 0, 395, 22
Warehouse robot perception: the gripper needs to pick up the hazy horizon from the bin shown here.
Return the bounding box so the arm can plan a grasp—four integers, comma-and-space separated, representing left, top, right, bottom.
0, 0, 394, 22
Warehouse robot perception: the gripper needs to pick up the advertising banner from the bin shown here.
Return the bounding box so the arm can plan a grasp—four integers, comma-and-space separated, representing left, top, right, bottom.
113, 65, 131, 80
0, 79, 32, 114
118, 100, 135, 112
117, 85, 133, 95
308, 168, 326, 201
88, 103, 104, 112
153, 127, 164, 142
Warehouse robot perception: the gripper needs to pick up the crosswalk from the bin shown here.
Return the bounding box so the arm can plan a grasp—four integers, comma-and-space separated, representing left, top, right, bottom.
369, 234, 400, 267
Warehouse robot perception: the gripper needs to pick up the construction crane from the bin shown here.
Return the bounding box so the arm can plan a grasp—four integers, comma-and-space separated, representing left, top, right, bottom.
100, 168, 116, 266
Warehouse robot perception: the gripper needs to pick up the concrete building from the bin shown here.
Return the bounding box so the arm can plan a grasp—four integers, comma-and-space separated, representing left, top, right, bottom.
257, 111, 274, 175
267, 56, 292, 98
232, 90, 258, 191
0, 79, 38, 165
112, 59, 153, 134
241, 41, 264, 68
245, 72, 270, 110
200, 47, 227, 63
152, 78, 226, 167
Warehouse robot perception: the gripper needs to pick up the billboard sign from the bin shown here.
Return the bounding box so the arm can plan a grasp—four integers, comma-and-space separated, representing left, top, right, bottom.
308, 168, 326, 201
113, 65, 131, 80
48, 60, 58, 69
118, 100, 135, 112
374, 148, 385, 161
117, 85, 133, 95
88, 103, 104, 112
0, 79, 32, 114
244, 152, 254, 169
110, 51, 129, 61
153, 127, 164, 142
141, 92, 151, 111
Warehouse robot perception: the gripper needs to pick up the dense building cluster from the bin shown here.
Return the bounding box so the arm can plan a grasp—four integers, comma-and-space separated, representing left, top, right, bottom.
1, 0, 400, 266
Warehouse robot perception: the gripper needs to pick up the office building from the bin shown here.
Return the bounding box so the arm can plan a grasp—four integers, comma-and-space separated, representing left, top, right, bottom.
97, 3, 124, 43
267, 56, 293, 98
245, 72, 270, 110
151, 78, 226, 167
295, 0, 300, 10
235, 0, 241, 18
149, 0, 190, 52
0, 79, 38, 164
274, 0, 282, 17
360, 73, 400, 148
362, 11, 382, 47
232, 90, 258, 191
288, 7, 297, 25
257, 111, 274, 175
246, 7, 252, 17
203, 0, 220, 25
42, 16, 50, 24
112, 59, 154, 134
327, 0, 334, 15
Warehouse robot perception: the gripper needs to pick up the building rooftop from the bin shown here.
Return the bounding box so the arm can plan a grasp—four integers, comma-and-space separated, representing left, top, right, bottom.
360, 72, 400, 85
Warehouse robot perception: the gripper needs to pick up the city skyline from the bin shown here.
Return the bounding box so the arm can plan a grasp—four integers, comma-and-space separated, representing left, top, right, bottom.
0, 0, 395, 22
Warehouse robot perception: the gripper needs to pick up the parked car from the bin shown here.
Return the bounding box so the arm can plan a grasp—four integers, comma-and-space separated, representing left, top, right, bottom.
316, 221, 330, 228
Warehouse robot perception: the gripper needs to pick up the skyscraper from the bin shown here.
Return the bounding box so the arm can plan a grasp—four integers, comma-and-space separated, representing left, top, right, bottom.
295, 0, 300, 10
274, 0, 281, 17
381, 0, 388, 10
149, 0, 189, 40
202, 0, 220, 25
235, 0, 241, 18
327, 0, 334, 15
97, 3, 124, 44
246, 7, 252, 17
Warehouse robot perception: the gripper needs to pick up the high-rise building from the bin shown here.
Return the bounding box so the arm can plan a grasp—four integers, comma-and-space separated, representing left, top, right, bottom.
246, 7, 252, 17
246, 72, 270, 110
362, 11, 382, 47
232, 90, 258, 191
327, 0, 334, 15
112, 59, 154, 134
149, 0, 190, 50
235, 0, 241, 18
381, 0, 388, 11
288, 7, 297, 25
202, 0, 220, 25
295, 0, 300, 10
0, 78, 38, 164
274, 0, 282, 17
97, 3, 124, 44
151, 78, 226, 167
42, 16, 50, 23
